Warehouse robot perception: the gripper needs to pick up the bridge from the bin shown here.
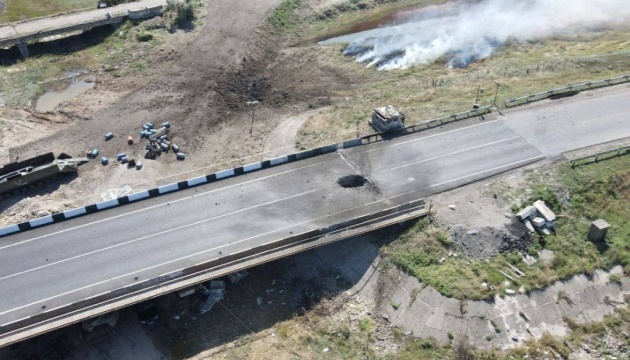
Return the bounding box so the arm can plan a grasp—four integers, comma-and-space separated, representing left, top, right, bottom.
0, 87, 628, 347
0, 0, 165, 58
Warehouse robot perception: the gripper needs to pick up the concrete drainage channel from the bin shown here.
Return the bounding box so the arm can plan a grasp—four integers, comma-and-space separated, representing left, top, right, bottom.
0, 199, 427, 347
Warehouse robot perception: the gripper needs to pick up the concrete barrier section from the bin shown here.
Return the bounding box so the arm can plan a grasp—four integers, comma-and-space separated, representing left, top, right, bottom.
314, 144, 338, 155
295, 150, 314, 160
0, 224, 21, 236
270, 156, 288, 166
215, 169, 235, 180
243, 162, 263, 172
127, 190, 150, 202
158, 183, 179, 194
96, 199, 120, 210
29, 215, 54, 228
187, 176, 208, 187
63, 207, 87, 219
343, 139, 362, 149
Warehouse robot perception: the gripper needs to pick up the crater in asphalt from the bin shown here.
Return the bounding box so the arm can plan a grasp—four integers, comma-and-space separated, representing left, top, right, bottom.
337, 175, 367, 188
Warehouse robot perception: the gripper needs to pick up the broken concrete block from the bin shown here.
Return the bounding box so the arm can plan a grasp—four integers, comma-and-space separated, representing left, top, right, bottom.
448, 205, 456, 210
533, 200, 556, 222
209, 280, 226, 290
228, 270, 249, 284
516, 205, 536, 221
587, 219, 610, 243
505, 289, 516, 295
467, 230, 479, 235
522, 255, 537, 266
541, 228, 551, 235
531, 217, 546, 228
523, 219, 535, 233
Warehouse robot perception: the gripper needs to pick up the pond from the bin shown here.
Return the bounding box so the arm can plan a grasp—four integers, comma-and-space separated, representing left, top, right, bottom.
35, 81, 94, 112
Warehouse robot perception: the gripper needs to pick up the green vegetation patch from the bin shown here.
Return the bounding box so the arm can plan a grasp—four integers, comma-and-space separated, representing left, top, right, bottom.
268, 0, 302, 30
384, 155, 630, 300
0, 0, 97, 23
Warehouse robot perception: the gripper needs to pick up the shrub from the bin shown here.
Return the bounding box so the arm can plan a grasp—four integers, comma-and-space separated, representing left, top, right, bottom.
164, 0, 195, 31
136, 32, 153, 42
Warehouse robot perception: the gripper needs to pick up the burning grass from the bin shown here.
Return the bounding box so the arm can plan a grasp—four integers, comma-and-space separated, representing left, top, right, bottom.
383, 154, 630, 300
291, 0, 630, 148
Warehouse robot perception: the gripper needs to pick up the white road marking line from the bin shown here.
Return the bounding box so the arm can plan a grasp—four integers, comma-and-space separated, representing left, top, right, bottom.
359, 119, 501, 154
389, 154, 546, 199
379, 136, 521, 173
0, 153, 545, 318
0, 160, 328, 251
0, 190, 318, 282
0, 121, 504, 250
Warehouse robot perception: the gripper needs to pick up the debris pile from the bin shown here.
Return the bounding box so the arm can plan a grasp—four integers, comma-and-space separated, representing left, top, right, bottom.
199, 280, 226, 314
516, 200, 556, 235
370, 105, 405, 133
140, 122, 185, 161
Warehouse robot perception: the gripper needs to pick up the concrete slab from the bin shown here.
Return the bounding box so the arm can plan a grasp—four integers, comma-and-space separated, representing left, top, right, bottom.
441, 314, 469, 337
441, 298, 463, 317
537, 302, 564, 323
425, 309, 447, 331
420, 326, 450, 345
516, 206, 536, 221
533, 200, 556, 222
466, 317, 495, 345
407, 298, 434, 325
417, 286, 445, 309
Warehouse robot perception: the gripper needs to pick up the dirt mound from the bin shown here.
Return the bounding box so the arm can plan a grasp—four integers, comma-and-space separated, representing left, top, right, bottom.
450, 220, 534, 259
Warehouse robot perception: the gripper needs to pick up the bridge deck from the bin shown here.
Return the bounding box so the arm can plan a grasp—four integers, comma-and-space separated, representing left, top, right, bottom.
0, 0, 165, 48
0, 120, 543, 330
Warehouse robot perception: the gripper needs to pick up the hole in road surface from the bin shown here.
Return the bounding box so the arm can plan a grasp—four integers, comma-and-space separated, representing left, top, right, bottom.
337, 175, 367, 188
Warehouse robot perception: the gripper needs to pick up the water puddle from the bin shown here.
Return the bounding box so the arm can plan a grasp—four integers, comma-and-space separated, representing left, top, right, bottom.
35, 81, 94, 112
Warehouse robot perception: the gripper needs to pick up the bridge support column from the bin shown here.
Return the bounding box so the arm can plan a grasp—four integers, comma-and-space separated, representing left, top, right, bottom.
17, 42, 29, 58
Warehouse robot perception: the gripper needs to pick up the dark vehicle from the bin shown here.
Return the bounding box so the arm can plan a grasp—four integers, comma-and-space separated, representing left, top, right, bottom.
0, 152, 89, 198
136, 301, 159, 325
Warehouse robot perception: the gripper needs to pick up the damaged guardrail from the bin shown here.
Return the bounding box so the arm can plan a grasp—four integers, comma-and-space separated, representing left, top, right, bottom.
361, 106, 492, 144
505, 74, 630, 108
570, 145, 630, 168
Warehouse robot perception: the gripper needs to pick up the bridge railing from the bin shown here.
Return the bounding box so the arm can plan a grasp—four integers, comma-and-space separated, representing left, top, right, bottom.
361, 106, 492, 144
505, 74, 630, 108
571, 145, 630, 168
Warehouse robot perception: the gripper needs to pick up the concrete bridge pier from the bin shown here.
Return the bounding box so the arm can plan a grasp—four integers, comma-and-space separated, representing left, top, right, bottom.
17, 42, 29, 58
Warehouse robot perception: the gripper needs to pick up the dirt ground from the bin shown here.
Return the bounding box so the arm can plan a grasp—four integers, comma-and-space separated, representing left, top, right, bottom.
0, 0, 360, 226
2, 0, 629, 359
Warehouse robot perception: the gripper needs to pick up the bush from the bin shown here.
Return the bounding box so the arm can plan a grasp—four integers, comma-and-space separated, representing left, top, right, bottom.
164, 0, 195, 31
136, 32, 153, 42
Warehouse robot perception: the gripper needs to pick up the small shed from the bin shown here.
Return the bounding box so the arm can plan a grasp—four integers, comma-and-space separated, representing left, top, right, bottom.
371, 105, 405, 133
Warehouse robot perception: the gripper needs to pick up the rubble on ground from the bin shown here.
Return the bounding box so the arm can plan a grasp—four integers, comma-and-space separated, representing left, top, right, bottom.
516, 200, 556, 235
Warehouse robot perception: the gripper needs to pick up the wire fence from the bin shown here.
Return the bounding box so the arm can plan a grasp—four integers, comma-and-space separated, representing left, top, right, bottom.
505, 74, 630, 108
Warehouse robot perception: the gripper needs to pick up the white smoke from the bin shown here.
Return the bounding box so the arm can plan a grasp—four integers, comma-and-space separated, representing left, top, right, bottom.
323, 0, 630, 70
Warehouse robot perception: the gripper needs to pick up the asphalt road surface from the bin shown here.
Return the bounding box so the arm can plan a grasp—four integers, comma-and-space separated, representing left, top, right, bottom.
0, 85, 628, 331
